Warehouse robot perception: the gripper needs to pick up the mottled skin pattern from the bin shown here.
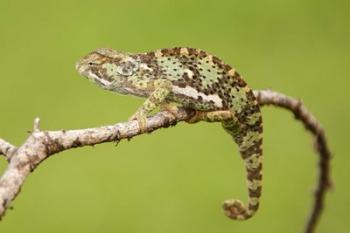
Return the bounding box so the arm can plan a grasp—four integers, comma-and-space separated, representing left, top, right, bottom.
76, 47, 263, 220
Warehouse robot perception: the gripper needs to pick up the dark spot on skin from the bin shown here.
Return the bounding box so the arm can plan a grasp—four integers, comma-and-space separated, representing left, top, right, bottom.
248, 203, 260, 213
187, 48, 196, 55
247, 163, 263, 180
161, 48, 170, 55
139, 53, 153, 63
199, 50, 207, 58
173, 47, 181, 54
250, 118, 263, 132
223, 64, 232, 71
233, 71, 241, 78
241, 140, 263, 159
248, 185, 262, 198
212, 56, 221, 64
235, 78, 247, 87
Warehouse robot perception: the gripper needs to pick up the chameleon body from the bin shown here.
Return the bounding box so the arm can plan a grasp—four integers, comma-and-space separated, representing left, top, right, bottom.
76, 47, 263, 220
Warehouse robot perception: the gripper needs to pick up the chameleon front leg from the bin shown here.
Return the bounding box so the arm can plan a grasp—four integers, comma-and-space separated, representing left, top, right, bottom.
129, 79, 172, 132
191, 110, 263, 220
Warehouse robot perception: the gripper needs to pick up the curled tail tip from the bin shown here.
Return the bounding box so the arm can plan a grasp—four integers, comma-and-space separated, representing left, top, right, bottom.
222, 199, 254, 220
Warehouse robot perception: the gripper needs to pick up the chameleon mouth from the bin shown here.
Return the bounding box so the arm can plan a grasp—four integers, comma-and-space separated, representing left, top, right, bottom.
75, 61, 112, 87
88, 72, 112, 86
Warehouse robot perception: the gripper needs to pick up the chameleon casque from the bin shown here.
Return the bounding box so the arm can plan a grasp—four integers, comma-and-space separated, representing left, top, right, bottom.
76, 47, 263, 220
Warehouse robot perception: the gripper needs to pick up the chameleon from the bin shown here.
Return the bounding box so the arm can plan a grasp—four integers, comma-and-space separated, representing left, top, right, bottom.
76, 47, 263, 220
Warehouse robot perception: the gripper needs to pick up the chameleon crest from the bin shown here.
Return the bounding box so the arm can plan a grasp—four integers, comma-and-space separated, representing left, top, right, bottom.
77, 47, 263, 220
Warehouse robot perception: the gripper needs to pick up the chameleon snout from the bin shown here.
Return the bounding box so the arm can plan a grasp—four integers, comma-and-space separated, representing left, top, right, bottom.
75, 59, 87, 75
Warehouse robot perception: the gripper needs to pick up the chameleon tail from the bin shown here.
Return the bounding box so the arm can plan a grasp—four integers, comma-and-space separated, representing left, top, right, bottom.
222, 106, 263, 220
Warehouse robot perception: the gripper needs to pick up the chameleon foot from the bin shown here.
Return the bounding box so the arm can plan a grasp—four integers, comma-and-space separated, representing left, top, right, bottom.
185, 110, 207, 124
160, 103, 180, 118
223, 199, 251, 220
129, 112, 147, 133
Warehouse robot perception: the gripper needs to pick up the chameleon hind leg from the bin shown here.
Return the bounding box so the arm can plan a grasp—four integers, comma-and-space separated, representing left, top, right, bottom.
129, 79, 172, 132
186, 110, 234, 123
191, 109, 263, 220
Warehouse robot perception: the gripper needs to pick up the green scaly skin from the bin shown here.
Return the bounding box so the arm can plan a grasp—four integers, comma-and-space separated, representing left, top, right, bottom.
76, 47, 263, 220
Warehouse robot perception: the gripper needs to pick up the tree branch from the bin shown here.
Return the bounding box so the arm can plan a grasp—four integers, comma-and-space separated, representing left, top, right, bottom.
0, 90, 331, 233
254, 90, 331, 233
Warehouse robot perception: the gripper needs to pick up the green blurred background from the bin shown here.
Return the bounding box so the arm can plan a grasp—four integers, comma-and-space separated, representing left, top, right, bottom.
0, 0, 348, 232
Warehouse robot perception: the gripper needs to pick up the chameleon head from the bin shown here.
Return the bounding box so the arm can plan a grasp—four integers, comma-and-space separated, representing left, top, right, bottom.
76, 48, 140, 90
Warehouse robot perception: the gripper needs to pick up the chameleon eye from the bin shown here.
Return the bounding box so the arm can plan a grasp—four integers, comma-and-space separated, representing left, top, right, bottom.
116, 60, 139, 76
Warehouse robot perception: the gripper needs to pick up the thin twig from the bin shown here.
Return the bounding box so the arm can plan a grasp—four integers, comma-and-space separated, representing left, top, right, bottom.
254, 90, 331, 233
0, 90, 331, 233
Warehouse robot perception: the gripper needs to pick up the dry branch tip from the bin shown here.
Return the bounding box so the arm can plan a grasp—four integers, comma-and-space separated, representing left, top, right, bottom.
33, 117, 41, 132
